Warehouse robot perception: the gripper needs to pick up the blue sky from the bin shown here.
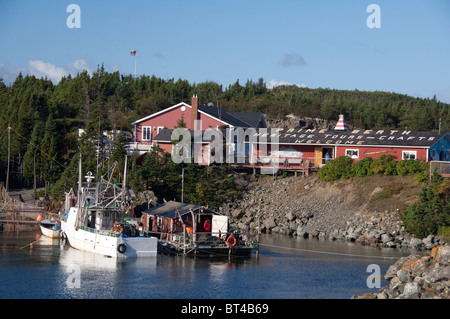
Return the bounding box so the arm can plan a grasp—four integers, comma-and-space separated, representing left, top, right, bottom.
1, 0, 450, 103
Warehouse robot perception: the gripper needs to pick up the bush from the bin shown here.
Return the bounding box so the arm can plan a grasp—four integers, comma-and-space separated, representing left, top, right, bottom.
371, 154, 397, 175
318, 155, 429, 183
396, 159, 423, 176
352, 157, 373, 177
318, 156, 354, 181
402, 174, 450, 238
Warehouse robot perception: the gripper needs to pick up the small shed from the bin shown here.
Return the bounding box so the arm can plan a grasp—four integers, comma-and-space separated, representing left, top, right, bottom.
142, 201, 228, 239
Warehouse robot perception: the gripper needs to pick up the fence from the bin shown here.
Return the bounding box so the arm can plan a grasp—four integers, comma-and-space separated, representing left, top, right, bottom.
430, 161, 450, 180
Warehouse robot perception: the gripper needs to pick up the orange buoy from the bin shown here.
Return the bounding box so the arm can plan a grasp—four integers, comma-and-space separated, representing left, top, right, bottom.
186, 226, 193, 233
36, 214, 43, 222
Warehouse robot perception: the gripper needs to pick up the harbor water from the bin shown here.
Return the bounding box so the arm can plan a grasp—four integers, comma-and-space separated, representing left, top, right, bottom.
0, 230, 412, 299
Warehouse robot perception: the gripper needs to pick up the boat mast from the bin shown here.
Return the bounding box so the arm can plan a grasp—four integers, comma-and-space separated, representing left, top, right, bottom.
122, 155, 128, 192
77, 152, 82, 208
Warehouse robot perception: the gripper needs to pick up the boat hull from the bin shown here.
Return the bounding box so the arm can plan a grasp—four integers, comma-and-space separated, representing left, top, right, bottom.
39, 223, 61, 239
61, 220, 158, 258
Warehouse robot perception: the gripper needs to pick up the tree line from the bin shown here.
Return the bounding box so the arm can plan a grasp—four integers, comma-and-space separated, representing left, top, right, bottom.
0, 67, 449, 204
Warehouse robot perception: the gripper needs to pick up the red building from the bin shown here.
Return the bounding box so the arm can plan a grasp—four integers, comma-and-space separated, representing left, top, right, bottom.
152, 113, 450, 173
129, 95, 266, 154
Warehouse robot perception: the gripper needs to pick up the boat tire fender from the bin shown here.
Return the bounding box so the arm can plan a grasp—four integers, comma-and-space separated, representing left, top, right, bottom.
117, 243, 127, 254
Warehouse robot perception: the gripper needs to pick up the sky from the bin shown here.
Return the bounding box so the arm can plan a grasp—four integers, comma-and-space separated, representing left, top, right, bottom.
1, 0, 450, 103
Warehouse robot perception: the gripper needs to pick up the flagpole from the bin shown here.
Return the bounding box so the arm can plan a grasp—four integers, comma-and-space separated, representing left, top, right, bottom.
131, 50, 137, 78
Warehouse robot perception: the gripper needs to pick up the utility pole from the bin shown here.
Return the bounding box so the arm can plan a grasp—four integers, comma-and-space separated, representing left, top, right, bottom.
6, 125, 11, 193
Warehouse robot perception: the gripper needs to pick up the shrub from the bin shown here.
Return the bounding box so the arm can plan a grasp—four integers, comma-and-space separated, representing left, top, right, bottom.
318, 156, 354, 181
371, 154, 397, 175
396, 159, 423, 176
414, 162, 430, 183
352, 157, 373, 177
402, 174, 450, 238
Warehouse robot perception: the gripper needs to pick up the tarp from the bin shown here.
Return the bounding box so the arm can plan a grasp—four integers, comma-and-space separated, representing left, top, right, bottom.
143, 201, 202, 220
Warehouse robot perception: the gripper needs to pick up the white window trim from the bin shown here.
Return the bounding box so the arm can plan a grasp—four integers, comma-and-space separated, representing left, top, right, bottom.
402, 150, 417, 160
346, 149, 359, 159
157, 126, 164, 134
142, 126, 152, 141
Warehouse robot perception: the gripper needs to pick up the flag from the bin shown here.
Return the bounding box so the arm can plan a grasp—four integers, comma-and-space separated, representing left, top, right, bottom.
130, 50, 136, 56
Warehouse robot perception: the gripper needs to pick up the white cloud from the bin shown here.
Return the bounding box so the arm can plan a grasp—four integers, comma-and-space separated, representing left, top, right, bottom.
70, 59, 91, 73
266, 79, 306, 89
29, 60, 68, 83
0, 59, 92, 85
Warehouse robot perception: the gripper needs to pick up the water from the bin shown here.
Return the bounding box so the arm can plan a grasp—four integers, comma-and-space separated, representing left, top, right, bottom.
0, 230, 413, 300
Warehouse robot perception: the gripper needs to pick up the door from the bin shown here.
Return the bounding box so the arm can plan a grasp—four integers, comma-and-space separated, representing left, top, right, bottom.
314, 147, 323, 167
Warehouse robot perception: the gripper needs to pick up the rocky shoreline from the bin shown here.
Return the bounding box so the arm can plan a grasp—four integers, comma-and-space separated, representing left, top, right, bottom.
220, 173, 449, 299
352, 245, 450, 299
221, 174, 446, 251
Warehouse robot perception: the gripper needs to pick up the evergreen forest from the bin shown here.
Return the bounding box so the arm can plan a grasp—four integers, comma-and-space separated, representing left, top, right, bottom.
1, 67, 449, 208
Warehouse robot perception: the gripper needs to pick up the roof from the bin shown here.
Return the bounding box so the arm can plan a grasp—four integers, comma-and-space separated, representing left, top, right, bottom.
252, 128, 449, 147
198, 104, 263, 128
154, 127, 450, 148
131, 102, 189, 125
130, 101, 264, 128
143, 201, 202, 219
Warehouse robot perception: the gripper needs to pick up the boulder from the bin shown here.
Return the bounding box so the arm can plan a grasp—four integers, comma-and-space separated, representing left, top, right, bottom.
409, 238, 423, 249
381, 233, 393, 244
402, 282, 420, 298
285, 212, 295, 222
265, 217, 277, 230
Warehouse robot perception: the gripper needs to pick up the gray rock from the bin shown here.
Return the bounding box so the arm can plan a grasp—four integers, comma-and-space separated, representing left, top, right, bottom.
285, 212, 295, 222
265, 217, 277, 229
386, 241, 397, 248
423, 267, 450, 284
409, 238, 423, 249
381, 233, 393, 243
397, 269, 410, 283
402, 282, 420, 297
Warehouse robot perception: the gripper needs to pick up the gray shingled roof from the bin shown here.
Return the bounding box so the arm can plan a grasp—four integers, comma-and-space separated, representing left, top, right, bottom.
154, 127, 449, 148
198, 104, 263, 128
251, 128, 449, 147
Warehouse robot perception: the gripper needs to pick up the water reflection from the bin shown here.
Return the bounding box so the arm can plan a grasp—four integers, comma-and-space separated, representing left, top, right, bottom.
0, 230, 416, 299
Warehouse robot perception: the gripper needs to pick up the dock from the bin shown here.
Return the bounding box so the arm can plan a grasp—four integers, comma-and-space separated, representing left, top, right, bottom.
0, 186, 58, 231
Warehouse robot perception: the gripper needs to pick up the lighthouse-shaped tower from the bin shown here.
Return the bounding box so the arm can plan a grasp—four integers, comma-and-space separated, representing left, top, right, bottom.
334, 114, 349, 131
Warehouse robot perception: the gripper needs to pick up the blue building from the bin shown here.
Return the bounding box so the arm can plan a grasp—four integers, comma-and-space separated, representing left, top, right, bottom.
429, 132, 450, 161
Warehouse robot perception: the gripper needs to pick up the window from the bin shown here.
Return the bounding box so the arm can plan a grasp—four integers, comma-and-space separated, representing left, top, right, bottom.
142, 126, 151, 141
402, 151, 416, 160
157, 126, 164, 134
346, 149, 359, 159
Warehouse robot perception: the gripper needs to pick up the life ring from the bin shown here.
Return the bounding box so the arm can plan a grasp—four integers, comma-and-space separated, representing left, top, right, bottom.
117, 243, 127, 254
203, 219, 211, 232
226, 235, 237, 247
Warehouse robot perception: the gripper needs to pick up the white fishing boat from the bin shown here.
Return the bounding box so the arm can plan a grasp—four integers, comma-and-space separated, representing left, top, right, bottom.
39, 219, 61, 239
60, 155, 158, 258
